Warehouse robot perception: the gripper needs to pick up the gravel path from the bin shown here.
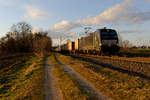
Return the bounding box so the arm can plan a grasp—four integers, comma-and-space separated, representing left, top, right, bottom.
45, 57, 63, 100
55, 55, 111, 100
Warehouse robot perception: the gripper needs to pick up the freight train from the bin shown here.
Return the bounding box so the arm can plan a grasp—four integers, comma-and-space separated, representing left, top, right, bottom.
60, 27, 120, 55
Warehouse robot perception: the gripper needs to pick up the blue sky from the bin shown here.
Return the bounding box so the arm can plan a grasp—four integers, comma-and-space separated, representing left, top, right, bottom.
0, 0, 150, 46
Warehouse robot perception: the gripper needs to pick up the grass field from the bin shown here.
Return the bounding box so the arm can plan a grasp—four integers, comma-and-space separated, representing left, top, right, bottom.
57, 54, 150, 100
118, 48, 150, 57
0, 55, 45, 100
50, 54, 98, 100
120, 48, 150, 53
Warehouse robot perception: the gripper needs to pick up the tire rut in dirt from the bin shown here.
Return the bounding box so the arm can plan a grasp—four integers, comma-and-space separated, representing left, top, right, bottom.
45, 57, 63, 100
55, 55, 112, 100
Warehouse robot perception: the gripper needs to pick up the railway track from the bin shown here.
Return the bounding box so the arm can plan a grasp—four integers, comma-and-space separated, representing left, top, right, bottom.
56, 53, 150, 99
71, 54, 150, 64
71, 54, 150, 80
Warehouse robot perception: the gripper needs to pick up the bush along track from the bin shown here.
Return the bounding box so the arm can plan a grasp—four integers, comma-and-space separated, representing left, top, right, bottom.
57, 54, 150, 100
0, 56, 45, 100
50, 54, 104, 100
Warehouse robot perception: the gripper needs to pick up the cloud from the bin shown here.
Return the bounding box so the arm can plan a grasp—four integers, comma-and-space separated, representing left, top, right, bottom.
78, 0, 150, 25
48, 30, 80, 46
53, 20, 82, 32
130, 12, 150, 23
48, 29, 77, 40
32, 27, 43, 33
50, 0, 150, 40
23, 5, 51, 19
79, 0, 135, 25
48, 29, 62, 38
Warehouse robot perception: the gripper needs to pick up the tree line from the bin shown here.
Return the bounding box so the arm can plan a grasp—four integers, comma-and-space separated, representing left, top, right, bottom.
0, 22, 52, 56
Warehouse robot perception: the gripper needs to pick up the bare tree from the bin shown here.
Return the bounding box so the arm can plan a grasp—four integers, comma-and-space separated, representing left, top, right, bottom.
0, 21, 52, 56
121, 40, 132, 48
11, 21, 32, 36
33, 31, 52, 56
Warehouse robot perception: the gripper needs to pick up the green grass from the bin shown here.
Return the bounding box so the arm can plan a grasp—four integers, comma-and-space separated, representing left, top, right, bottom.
0, 55, 45, 100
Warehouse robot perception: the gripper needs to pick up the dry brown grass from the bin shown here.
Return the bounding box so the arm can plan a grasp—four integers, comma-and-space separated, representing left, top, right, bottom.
78, 54, 150, 79
0, 56, 45, 100
50, 54, 98, 100
57, 54, 150, 100
0, 53, 33, 71
99, 55, 150, 63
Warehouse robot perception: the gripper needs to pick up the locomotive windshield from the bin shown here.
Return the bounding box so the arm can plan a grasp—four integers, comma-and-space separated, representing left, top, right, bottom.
100, 30, 118, 40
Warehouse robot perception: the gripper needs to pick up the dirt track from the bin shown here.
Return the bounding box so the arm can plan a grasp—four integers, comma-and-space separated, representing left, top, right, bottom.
44, 55, 111, 100
45, 57, 63, 100
55, 55, 111, 100
44, 54, 150, 100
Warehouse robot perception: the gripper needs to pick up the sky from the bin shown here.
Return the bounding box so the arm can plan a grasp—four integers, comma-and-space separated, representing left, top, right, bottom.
0, 0, 150, 46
